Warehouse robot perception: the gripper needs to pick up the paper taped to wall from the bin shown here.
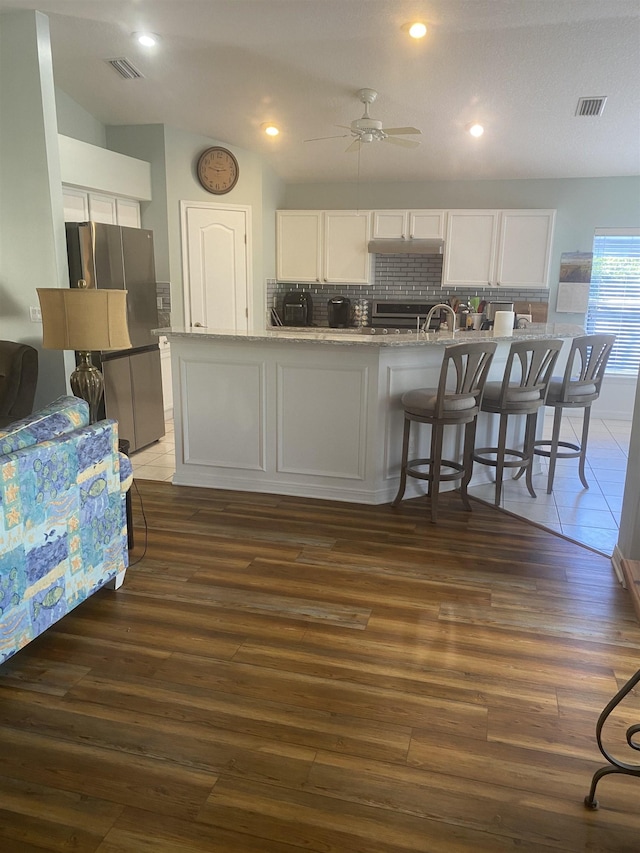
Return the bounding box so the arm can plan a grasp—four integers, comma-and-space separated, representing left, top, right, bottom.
556, 281, 590, 313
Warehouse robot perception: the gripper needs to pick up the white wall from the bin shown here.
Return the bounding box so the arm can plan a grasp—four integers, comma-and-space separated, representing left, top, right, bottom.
55, 87, 106, 148
617, 366, 640, 563
0, 10, 69, 406
108, 123, 286, 329
106, 124, 170, 279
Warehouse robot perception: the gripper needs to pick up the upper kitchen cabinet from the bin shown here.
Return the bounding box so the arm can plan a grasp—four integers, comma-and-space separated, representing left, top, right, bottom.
62, 187, 141, 227
442, 210, 500, 287
372, 210, 445, 240
442, 209, 556, 289
495, 210, 556, 288
277, 210, 371, 284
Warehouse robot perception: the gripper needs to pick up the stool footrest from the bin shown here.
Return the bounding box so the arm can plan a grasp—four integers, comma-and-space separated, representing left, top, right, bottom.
473, 446, 531, 469
533, 439, 581, 460
406, 457, 465, 483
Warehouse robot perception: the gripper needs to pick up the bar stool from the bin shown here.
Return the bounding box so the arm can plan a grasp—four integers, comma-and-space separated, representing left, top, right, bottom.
392, 341, 497, 523
533, 334, 615, 493
473, 339, 562, 506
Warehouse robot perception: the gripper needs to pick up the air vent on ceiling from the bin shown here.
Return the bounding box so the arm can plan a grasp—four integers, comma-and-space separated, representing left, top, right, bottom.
106, 57, 144, 80
575, 96, 607, 117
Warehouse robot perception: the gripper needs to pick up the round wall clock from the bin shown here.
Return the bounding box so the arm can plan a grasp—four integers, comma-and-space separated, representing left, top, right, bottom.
196, 146, 239, 194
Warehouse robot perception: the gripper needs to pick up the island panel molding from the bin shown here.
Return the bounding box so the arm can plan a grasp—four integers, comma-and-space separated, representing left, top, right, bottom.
277, 363, 368, 479
181, 356, 266, 470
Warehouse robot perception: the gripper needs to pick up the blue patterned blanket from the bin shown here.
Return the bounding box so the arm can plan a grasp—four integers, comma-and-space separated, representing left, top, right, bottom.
0, 396, 132, 662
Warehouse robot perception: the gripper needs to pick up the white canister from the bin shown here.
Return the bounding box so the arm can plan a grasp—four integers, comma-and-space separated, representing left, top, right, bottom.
493, 310, 515, 337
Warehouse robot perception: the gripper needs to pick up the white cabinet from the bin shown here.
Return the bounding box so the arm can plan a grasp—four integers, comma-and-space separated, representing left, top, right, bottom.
276, 210, 371, 283
443, 210, 499, 287
495, 210, 556, 288
88, 193, 118, 224
116, 198, 142, 228
62, 186, 141, 227
62, 187, 89, 222
372, 209, 445, 239
159, 335, 173, 417
443, 209, 555, 289
276, 211, 322, 282
323, 211, 371, 283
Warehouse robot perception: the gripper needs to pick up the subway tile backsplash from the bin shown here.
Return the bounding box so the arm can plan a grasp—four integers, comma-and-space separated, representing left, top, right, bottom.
156, 281, 171, 328
268, 254, 548, 326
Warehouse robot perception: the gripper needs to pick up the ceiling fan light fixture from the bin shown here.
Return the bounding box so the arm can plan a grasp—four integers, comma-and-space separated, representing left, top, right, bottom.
467, 123, 484, 137
133, 32, 160, 48
402, 22, 427, 39
262, 123, 280, 137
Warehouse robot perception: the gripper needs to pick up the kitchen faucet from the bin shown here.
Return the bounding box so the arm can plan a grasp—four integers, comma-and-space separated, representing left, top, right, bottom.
421, 303, 457, 334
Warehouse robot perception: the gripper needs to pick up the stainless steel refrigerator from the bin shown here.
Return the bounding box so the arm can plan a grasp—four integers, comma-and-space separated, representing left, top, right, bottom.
65, 222, 165, 452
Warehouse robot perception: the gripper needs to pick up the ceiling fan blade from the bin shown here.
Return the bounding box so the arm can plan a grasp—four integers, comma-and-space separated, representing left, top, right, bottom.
382, 127, 422, 136
383, 136, 421, 148
304, 134, 350, 142
345, 138, 361, 153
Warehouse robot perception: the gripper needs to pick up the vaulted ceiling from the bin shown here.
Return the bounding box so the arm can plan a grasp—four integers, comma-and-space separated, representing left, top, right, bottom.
2, 0, 639, 184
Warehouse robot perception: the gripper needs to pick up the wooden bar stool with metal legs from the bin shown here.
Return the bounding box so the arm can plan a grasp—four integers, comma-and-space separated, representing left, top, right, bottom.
532, 333, 615, 493
473, 339, 563, 506
392, 340, 497, 523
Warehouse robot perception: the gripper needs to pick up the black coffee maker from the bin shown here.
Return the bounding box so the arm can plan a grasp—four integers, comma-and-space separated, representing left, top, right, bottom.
327, 297, 352, 328
282, 291, 314, 326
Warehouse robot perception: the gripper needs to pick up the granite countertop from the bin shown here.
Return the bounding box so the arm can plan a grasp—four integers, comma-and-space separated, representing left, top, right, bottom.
157, 323, 584, 347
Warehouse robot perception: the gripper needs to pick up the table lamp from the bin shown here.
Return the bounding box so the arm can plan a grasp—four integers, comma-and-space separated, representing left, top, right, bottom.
37, 281, 131, 423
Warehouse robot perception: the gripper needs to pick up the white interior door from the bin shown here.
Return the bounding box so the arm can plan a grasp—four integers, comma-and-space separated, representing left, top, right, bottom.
182, 201, 251, 331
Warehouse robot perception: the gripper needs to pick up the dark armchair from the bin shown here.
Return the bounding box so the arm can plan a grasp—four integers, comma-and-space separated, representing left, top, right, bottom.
0, 340, 39, 428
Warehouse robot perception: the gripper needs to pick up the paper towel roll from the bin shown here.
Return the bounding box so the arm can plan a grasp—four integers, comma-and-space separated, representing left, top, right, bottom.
493, 311, 515, 337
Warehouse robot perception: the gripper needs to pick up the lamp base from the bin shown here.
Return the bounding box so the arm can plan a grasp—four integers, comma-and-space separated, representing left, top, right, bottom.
70, 351, 104, 424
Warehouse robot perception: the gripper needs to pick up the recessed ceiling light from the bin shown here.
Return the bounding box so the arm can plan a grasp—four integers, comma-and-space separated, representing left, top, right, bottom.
402, 22, 427, 39
262, 123, 280, 137
133, 32, 160, 48
468, 123, 484, 137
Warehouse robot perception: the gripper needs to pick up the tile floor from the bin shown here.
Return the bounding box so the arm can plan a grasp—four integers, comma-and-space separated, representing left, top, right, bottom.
130, 414, 632, 556
467, 413, 631, 555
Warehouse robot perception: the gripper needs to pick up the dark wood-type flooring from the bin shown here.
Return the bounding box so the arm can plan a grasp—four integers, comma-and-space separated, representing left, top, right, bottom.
1, 480, 639, 852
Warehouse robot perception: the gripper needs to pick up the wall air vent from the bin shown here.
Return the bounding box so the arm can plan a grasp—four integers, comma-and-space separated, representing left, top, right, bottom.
575, 96, 607, 117
106, 57, 144, 80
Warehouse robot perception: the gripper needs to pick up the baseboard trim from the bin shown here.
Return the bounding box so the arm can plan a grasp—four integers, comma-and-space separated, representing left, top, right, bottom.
620, 557, 640, 623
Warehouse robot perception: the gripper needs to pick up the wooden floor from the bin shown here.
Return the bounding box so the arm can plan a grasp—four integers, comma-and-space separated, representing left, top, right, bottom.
1, 481, 639, 852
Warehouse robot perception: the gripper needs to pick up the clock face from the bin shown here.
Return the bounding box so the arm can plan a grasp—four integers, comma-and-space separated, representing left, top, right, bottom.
196, 147, 239, 194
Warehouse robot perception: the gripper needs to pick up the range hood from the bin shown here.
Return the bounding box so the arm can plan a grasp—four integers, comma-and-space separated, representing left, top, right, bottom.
367, 237, 444, 255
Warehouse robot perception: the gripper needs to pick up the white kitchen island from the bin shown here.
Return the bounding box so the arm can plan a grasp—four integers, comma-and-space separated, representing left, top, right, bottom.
162, 325, 582, 504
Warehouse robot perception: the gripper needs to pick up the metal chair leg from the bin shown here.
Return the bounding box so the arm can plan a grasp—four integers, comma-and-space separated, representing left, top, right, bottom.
584, 668, 640, 810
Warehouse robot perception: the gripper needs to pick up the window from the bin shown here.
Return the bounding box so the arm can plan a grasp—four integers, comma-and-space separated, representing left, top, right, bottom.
586, 228, 640, 375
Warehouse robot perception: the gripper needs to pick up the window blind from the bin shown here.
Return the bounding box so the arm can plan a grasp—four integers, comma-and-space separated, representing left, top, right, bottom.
586, 228, 640, 375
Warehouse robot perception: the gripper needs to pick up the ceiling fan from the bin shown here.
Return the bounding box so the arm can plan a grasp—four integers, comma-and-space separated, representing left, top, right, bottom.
305, 88, 422, 152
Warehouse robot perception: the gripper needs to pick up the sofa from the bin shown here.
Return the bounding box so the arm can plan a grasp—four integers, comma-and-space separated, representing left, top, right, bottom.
0, 340, 39, 429
0, 395, 133, 663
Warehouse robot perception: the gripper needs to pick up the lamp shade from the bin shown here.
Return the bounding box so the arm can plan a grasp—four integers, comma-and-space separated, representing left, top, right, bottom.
37, 288, 132, 352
